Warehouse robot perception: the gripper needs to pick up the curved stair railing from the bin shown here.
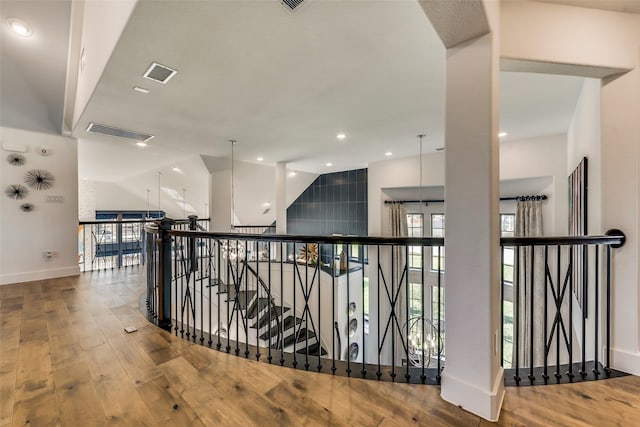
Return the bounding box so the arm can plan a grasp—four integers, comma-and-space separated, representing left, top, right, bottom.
144, 217, 627, 386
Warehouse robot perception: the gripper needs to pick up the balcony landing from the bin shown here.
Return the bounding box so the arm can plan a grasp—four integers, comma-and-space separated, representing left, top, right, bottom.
1, 267, 638, 426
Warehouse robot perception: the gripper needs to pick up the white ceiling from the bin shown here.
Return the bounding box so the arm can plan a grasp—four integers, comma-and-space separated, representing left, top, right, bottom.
535, 0, 640, 14
2, 0, 610, 180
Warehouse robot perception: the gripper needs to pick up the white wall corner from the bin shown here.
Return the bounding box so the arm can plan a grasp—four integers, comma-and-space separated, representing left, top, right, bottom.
1, 266, 80, 286
611, 348, 640, 376
440, 367, 505, 422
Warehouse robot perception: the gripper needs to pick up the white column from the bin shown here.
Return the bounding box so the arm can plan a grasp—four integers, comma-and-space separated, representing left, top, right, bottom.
439, 5, 504, 423
601, 66, 640, 375
276, 162, 287, 234
209, 170, 232, 232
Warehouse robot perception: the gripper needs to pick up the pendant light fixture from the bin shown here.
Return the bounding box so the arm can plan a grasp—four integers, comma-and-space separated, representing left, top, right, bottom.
229, 139, 237, 230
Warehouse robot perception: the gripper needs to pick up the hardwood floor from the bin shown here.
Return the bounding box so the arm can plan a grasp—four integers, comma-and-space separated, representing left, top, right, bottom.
1, 268, 639, 426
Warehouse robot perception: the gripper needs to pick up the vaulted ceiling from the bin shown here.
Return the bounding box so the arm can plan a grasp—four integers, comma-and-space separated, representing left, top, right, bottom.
3, 0, 632, 180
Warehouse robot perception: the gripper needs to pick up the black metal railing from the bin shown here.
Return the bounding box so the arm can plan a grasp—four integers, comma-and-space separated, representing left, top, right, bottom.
143, 219, 624, 386
145, 218, 445, 384
500, 231, 625, 385
232, 225, 276, 234
79, 217, 209, 272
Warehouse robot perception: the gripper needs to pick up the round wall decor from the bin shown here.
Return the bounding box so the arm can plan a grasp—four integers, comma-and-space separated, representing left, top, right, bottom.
5, 184, 28, 200
24, 169, 55, 190
7, 153, 25, 166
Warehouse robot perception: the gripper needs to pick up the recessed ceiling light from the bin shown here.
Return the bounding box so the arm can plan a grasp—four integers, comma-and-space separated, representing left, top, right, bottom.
8, 18, 32, 37
499, 132, 508, 138
172, 166, 182, 173
288, 171, 297, 177
326, 162, 333, 167
385, 152, 392, 156
336, 133, 346, 140
133, 86, 149, 94
136, 142, 148, 147
256, 157, 264, 161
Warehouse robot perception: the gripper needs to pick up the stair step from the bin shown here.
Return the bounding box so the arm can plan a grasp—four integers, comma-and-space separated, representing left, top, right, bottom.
295, 341, 327, 356
251, 307, 290, 329
225, 290, 257, 309
246, 297, 271, 319
259, 315, 301, 341
281, 328, 316, 349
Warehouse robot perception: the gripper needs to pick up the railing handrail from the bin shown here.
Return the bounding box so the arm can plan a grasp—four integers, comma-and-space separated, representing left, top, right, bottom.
164, 230, 625, 248
501, 233, 624, 247
79, 217, 211, 226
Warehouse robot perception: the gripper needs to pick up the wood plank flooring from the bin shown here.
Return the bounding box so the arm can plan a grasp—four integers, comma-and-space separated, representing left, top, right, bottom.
1, 267, 639, 426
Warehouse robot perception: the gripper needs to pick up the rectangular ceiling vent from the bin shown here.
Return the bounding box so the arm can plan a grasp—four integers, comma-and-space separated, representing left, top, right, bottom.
143, 62, 178, 84
281, 0, 305, 12
86, 123, 154, 142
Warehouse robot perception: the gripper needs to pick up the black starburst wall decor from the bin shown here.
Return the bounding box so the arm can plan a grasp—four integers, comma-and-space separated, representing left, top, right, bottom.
20, 203, 34, 212
5, 184, 29, 200
24, 169, 55, 190
7, 153, 26, 166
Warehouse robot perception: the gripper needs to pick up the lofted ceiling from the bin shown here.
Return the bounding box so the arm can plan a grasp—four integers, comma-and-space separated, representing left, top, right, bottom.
2, 0, 614, 180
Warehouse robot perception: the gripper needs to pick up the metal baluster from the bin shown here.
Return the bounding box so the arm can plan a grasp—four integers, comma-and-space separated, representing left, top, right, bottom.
332, 243, 337, 375
543, 245, 549, 382
216, 240, 221, 350
244, 240, 249, 358
317, 241, 322, 372
376, 244, 381, 380
555, 245, 561, 380
593, 245, 600, 377
405, 244, 410, 383
437, 244, 442, 383
208, 238, 213, 347
256, 240, 261, 361
200, 237, 204, 345
605, 245, 611, 374
568, 246, 574, 380
292, 242, 297, 368
514, 246, 521, 383
529, 245, 535, 382
268, 241, 272, 363
280, 241, 285, 366
346, 244, 351, 377
226, 239, 231, 353
391, 244, 395, 382
305, 247, 309, 370
361, 243, 366, 379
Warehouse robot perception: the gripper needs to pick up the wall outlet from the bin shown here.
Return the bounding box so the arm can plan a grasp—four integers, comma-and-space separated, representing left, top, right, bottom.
46, 195, 64, 203
43, 251, 54, 259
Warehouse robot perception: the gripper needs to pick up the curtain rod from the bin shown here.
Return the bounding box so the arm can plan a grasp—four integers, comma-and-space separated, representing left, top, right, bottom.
384, 194, 548, 205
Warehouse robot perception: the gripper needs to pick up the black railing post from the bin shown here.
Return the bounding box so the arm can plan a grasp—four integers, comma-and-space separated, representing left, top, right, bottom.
157, 217, 175, 331
188, 215, 198, 273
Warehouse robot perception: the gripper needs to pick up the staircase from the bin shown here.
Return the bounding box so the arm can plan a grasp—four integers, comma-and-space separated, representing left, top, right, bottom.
213, 262, 327, 357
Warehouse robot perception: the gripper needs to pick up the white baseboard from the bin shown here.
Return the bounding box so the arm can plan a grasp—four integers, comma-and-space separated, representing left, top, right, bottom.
611, 347, 640, 375
441, 367, 505, 422
0, 266, 80, 285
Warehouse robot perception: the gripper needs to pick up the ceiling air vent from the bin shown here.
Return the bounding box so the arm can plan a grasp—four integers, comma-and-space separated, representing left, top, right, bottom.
143, 62, 178, 84
281, 0, 305, 12
86, 123, 154, 142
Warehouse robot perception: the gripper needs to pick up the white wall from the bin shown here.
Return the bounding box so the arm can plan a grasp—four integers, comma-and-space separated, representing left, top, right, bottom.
1, 127, 79, 284
567, 78, 602, 234
369, 133, 567, 237
202, 155, 317, 227
90, 154, 209, 219
501, 0, 640, 377
72, 0, 137, 127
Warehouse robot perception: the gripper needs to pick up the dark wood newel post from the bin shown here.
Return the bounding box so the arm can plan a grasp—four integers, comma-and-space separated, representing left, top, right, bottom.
157, 217, 174, 331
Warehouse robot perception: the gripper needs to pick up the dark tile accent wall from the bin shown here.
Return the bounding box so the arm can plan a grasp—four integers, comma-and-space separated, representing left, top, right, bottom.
287, 168, 367, 237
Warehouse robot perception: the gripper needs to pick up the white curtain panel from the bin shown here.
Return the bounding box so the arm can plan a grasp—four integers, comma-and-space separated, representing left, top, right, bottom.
388, 203, 408, 365
514, 200, 545, 368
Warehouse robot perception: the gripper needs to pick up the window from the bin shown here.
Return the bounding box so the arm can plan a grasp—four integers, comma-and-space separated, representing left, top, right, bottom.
430, 214, 445, 271
431, 285, 445, 326
501, 214, 515, 283
500, 213, 515, 367
409, 282, 423, 320
407, 213, 424, 269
